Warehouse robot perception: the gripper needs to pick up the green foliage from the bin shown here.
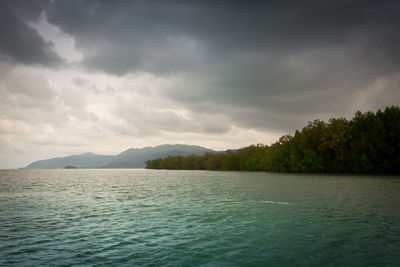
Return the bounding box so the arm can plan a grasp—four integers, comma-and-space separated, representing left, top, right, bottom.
300, 149, 323, 172
146, 106, 400, 174
320, 118, 351, 172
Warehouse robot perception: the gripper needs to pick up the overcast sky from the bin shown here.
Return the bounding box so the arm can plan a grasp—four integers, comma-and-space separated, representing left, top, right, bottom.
1, 0, 400, 168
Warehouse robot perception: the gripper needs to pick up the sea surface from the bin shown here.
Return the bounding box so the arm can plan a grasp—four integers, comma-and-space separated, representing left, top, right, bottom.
1, 169, 400, 266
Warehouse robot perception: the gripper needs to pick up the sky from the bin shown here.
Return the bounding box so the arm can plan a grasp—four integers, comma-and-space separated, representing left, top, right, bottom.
1, 0, 400, 168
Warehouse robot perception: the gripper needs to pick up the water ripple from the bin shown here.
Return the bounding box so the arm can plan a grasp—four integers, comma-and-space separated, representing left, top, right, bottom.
1, 169, 400, 266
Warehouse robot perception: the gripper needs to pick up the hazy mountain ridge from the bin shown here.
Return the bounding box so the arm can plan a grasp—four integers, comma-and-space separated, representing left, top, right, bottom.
25, 144, 214, 169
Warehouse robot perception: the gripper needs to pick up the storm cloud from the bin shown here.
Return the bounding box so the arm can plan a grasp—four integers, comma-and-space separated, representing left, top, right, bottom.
0, 0, 62, 65
44, 0, 400, 124
45, 1, 400, 73
1, 0, 400, 167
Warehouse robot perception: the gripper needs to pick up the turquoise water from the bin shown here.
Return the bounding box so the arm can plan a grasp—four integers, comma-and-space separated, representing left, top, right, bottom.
1, 169, 400, 266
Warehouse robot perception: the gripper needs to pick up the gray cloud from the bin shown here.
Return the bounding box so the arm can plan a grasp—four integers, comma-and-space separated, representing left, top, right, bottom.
44, 0, 400, 72
1, 1, 400, 168
0, 1, 62, 66
40, 0, 400, 131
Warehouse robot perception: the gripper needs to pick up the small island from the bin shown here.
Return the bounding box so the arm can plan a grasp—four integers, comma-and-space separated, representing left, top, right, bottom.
64, 165, 78, 169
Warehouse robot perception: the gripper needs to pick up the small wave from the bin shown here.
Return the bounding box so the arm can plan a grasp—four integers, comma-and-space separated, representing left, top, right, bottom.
221, 198, 235, 202
264, 200, 290, 205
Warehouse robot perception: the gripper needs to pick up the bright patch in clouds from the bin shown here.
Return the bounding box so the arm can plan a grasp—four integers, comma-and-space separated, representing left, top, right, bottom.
0, 61, 283, 168
30, 14, 83, 63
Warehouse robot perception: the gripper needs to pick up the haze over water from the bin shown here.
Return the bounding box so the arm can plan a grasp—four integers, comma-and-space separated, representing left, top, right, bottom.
1, 169, 399, 266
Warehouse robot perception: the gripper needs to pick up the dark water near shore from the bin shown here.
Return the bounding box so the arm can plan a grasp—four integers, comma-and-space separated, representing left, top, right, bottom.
1, 169, 400, 266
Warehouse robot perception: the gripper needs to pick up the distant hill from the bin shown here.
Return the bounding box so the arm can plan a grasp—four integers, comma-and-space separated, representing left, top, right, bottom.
25, 144, 214, 169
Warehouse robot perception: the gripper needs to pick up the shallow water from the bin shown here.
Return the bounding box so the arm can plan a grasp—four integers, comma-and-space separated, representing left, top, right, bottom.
1, 169, 400, 266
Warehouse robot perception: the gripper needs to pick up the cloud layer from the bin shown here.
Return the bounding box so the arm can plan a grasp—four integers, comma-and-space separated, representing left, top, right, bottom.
1, 0, 400, 168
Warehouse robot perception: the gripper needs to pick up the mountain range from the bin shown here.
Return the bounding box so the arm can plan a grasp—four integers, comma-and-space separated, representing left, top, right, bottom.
25, 144, 214, 169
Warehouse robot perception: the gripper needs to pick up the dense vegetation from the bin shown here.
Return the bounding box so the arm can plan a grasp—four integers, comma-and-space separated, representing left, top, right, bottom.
146, 106, 400, 174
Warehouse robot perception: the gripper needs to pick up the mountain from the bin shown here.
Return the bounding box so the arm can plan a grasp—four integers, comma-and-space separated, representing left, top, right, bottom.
25, 152, 112, 169
25, 144, 214, 169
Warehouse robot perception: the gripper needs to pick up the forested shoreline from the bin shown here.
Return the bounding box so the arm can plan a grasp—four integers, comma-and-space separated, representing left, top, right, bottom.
146, 106, 400, 174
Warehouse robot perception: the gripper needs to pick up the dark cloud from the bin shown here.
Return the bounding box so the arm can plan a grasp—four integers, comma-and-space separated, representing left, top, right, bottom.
44, 0, 400, 72
0, 0, 62, 65
3, 0, 400, 133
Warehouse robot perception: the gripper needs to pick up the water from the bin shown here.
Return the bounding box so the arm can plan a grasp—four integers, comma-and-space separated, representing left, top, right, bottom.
1, 169, 400, 266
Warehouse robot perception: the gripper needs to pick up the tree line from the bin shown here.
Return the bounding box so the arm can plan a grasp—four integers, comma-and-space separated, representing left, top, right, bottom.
146, 106, 400, 174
